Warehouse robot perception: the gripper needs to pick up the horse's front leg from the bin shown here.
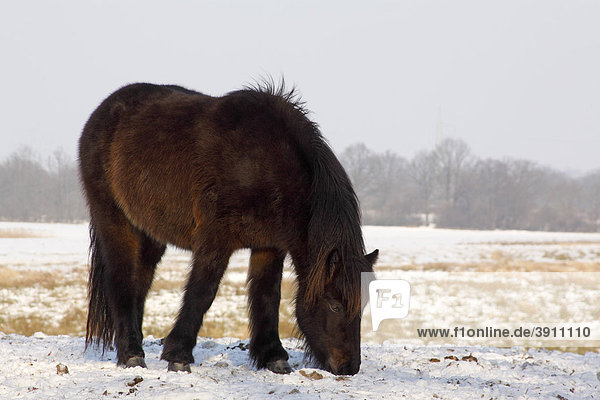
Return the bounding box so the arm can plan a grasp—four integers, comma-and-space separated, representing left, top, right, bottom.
247, 249, 291, 374
161, 248, 230, 372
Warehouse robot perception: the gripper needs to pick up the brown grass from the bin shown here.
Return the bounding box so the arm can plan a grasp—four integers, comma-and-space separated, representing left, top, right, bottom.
2, 254, 598, 342
0, 267, 62, 289
477, 241, 600, 246
0, 228, 46, 238
542, 250, 573, 261
375, 260, 600, 272
0, 266, 85, 289
192, 275, 301, 339
149, 277, 185, 292
139, 272, 301, 339
0, 306, 87, 336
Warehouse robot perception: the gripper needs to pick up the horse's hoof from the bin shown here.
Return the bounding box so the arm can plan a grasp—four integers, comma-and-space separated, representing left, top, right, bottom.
125, 356, 147, 369
168, 362, 191, 373
266, 359, 292, 374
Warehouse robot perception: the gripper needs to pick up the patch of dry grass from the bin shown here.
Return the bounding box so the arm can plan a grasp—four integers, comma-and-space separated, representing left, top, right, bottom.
139, 271, 301, 340
3, 252, 598, 343
478, 241, 600, 246
375, 260, 600, 272
0, 266, 85, 289
542, 250, 573, 261
0, 267, 62, 289
149, 277, 185, 292
0, 228, 46, 238
191, 275, 300, 339
0, 306, 87, 336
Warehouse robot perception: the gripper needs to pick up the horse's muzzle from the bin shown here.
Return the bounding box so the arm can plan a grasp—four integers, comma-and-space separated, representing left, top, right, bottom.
329, 359, 360, 375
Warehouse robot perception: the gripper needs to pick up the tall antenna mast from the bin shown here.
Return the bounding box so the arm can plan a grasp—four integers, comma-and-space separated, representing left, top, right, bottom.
435, 106, 444, 145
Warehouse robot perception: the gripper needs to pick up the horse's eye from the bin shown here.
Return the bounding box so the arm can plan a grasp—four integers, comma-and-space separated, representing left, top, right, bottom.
328, 302, 342, 313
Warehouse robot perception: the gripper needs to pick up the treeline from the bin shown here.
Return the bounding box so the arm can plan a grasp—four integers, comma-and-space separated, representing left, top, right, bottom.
0, 147, 87, 222
339, 138, 600, 232
1, 141, 599, 232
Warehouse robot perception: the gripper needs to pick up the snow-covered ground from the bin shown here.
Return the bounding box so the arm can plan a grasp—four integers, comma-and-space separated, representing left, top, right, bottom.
365, 225, 600, 266
1, 222, 600, 399
3, 222, 600, 271
1, 334, 599, 399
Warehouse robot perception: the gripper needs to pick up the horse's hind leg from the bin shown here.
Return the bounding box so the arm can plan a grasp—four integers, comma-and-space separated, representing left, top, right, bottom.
128, 233, 166, 366
247, 249, 291, 374
135, 234, 166, 334
86, 202, 150, 367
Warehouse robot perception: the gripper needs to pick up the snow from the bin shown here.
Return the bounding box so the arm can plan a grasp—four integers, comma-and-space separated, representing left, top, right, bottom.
1, 222, 600, 399
365, 226, 600, 266
3, 222, 600, 273
1, 333, 599, 399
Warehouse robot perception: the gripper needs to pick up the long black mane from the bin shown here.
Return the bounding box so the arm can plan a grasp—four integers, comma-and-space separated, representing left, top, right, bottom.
241, 79, 366, 314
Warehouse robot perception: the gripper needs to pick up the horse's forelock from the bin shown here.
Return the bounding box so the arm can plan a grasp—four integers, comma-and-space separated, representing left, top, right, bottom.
303, 244, 331, 310
303, 246, 363, 318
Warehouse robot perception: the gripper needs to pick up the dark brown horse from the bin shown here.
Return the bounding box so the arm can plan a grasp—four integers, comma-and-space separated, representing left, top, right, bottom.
79, 81, 378, 375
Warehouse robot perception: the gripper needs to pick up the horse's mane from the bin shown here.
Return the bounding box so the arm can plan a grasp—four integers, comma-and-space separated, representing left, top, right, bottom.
244, 78, 366, 316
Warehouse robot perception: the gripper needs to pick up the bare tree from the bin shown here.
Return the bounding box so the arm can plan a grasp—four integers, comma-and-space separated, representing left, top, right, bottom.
1, 139, 598, 231
0, 147, 87, 222
409, 150, 438, 225
433, 138, 471, 204
339, 143, 379, 200
47, 148, 87, 221
368, 150, 411, 224
0, 147, 50, 221
581, 170, 600, 231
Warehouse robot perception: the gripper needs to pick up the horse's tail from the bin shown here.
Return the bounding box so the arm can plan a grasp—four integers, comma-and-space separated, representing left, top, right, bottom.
85, 222, 114, 353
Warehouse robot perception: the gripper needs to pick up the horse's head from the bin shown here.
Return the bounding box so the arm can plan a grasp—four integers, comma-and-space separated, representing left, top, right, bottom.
296, 248, 378, 375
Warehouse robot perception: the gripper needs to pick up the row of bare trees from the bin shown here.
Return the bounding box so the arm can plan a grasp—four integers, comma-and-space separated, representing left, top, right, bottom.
340, 139, 600, 232
0, 147, 87, 222
1, 142, 599, 231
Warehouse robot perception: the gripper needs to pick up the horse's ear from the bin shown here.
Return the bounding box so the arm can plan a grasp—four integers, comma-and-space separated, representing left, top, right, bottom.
328, 249, 341, 280
365, 249, 379, 266
329, 249, 340, 266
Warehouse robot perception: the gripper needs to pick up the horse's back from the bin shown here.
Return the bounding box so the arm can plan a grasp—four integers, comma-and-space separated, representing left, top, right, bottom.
80, 83, 312, 251
79, 84, 209, 247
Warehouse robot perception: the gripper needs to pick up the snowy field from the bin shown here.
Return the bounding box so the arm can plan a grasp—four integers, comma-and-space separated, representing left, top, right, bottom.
1, 222, 600, 399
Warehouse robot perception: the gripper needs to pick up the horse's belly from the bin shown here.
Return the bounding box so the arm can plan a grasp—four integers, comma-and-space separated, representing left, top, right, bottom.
107, 133, 197, 249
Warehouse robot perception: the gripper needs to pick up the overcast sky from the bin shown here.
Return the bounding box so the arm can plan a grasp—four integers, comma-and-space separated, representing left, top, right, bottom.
1, 1, 598, 173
